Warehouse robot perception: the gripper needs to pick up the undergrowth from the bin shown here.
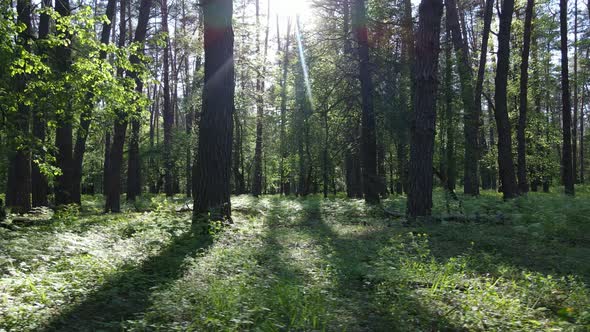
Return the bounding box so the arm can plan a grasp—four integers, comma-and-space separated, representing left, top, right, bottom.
0, 190, 588, 331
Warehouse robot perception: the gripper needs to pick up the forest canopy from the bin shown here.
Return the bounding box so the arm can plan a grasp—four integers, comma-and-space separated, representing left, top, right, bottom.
0, 0, 589, 330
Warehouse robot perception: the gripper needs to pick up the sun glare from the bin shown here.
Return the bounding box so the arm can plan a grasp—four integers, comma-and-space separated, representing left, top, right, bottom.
273, 0, 310, 18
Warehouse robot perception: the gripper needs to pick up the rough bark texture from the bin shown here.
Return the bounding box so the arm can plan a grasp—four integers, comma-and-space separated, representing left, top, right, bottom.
54, 0, 74, 206
516, 0, 534, 194
353, 0, 380, 204
572, 0, 578, 183
560, 0, 575, 195
7, 0, 33, 214
493, 0, 519, 199
193, 0, 235, 222
406, 0, 443, 217
31, 0, 51, 207
445, 0, 478, 196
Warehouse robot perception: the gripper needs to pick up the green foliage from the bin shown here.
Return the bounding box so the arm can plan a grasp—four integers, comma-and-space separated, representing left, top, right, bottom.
2, 193, 589, 331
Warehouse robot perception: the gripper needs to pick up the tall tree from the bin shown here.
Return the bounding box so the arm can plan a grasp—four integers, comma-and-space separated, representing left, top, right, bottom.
252, 0, 270, 197
572, 0, 578, 182
54, 0, 74, 206
343, 0, 363, 199
193, 0, 235, 222
560, 0, 575, 195
445, 0, 478, 196
492, 0, 518, 199
105, 0, 152, 212
72, 0, 117, 204
516, 0, 535, 194
279, 19, 291, 195
162, 0, 174, 197
31, 0, 51, 207
6, 0, 33, 213
407, 0, 444, 217
473, 0, 494, 189
353, 0, 379, 204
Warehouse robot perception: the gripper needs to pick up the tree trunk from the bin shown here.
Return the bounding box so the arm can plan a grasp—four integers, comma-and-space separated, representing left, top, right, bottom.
473, 0, 494, 191
445, 0, 478, 196
7, 0, 33, 214
572, 0, 578, 183
279, 19, 291, 195
54, 0, 74, 206
560, 0, 575, 195
516, 0, 535, 194
193, 0, 235, 222
492, 0, 519, 199
406, 0, 444, 217
443, 25, 456, 192
105, 0, 152, 212
353, 0, 380, 204
32, 0, 51, 207
252, 0, 270, 197
162, 0, 174, 197
72, 0, 117, 204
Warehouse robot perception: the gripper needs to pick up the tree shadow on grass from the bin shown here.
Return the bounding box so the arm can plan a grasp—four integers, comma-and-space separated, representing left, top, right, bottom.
263, 197, 462, 331
42, 229, 213, 332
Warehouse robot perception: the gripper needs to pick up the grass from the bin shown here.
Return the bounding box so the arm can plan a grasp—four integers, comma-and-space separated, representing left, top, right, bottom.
0, 190, 589, 331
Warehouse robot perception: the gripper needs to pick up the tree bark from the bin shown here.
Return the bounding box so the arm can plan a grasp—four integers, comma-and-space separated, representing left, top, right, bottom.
406, 0, 443, 217
572, 0, 578, 183
7, 0, 33, 214
279, 19, 291, 195
252, 0, 270, 197
560, 0, 575, 195
54, 0, 74, 206
492, 0, 519, 199
162, 0, 174, 197
353, 0, 380, 204
31, 0, 51, 207
516, 0, 535, 194
193, 0, 235, 222
445, 0, 479, 196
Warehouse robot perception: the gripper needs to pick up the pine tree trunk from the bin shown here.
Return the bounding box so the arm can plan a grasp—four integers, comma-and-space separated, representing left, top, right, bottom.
516, 0, 535, 194
252, 0, 270, 197
32, 0, 51, 207
353, 0, 380, 204
407, 0, 443, 218
572, 0, 578, 183
445, 0, 478, 196
279, 19, 291, 195
193, 0, 235, 222
54, 0, 74, 206
443, 25, 456, 192
493, 0, 519, 199
162, 0, 174, 197
560, 0, 575, 195
473, 0, 494, 191
7, 0, 33, 214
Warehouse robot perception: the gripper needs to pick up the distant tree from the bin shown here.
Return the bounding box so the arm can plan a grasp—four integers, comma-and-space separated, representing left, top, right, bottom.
162, 0, 174, 197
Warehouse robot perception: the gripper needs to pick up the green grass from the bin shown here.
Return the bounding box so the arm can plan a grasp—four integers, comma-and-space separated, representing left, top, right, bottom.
0, 190, 589, 331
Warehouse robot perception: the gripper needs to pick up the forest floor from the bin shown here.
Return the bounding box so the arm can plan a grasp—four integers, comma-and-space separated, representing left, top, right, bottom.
1, 190, 589, 331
